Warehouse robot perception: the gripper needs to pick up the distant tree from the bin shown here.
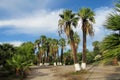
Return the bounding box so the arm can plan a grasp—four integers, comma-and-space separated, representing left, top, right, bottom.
63, 50, 73, 65
92, 41, 101, 56
0, 43, 16, 68
59, 38, 66, 64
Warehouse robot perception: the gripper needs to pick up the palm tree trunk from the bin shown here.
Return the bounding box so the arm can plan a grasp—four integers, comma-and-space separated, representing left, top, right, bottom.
61, 47, 63, 64
82, 29, 86, 63
70, 40, 78, 63
71, 40, 81, 71
38, 54, 41, 64
47, 48, 49, 63
16, 68, 19, 77
54, 53, 57, 66
113, 56, 118, 66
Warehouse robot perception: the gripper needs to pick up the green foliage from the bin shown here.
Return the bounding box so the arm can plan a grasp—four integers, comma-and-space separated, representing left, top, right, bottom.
6, 42, 35, 78
78, 8, 95, 36
7, 54, 33, 71
78, 8, 95, 65
63, 50, 74, 65
104, 14, 120, 31
92, 41, 101, 57
59, 38, 66, 48
0, 44, 16, 68
86, 52, 95, 64
101, 34, 120, 52
58, 9, 79, 39
102, 1, 120, 62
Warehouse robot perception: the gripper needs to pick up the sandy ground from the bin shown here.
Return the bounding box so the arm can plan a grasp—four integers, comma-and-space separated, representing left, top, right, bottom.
25, 65, 120, 80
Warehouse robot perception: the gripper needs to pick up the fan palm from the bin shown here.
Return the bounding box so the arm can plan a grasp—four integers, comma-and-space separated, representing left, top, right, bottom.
58, 9, 80, 71
59, 38, 66, 64
7, 54, 33, 78
78, 8, 95, 69
102, 1, 120, 65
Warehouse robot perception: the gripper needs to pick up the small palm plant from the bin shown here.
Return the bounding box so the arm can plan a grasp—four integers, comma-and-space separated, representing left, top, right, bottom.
7, 54, 33, 79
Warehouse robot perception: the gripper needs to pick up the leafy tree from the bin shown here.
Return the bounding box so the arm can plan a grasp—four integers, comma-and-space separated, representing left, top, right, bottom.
0, 44, 16, 68
78, 8, 95, 69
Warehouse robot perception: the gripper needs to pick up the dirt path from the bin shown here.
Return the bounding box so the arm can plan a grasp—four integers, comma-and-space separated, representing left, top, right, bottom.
25, 65, 74, 80
25, 65, 120, 80
25, 66, 60, 80
84, 65, 120, 80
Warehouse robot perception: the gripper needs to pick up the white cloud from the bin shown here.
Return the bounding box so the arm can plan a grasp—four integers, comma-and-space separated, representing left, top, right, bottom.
0, 9, 62, 34
74, 7, 113, 51
0, 6, 114, 51
93, 7, 113, 41
94, 7, 113, 28
0, 41, 23, 47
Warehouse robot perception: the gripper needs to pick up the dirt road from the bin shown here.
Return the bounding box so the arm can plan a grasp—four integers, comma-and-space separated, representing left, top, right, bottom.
25, 65, 120, 80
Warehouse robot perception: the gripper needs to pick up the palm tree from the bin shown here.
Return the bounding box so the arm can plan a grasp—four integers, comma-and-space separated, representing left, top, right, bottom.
45, 38, 52, 65
59, 38, 66, 65
40, 35, 47, 45
78, 8, 95, 69
102, 2, 120, 65
73, 32, 80, 52
7, 54, 33, 78
92, 41, 101, 54
68, 32, 80, 57
39, 35, 47, 65
51, 39, 59, 66
58, 9, 81, 71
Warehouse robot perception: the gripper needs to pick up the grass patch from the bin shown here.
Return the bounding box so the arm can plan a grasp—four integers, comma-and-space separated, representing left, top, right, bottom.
60, 70, 89, 80
71, 70, 89, 75
0, 74, 20, 80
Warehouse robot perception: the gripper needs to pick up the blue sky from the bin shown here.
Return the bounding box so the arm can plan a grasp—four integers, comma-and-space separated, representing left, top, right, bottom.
0, 0, 115, 51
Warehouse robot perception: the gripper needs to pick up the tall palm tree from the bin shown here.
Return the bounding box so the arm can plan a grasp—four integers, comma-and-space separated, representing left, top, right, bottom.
40, 35, 47, 46
58, 9, 81, 71
59, 38, 66, 64
45, 38, 52, 65
78, 8, 95, 69
38, 35, 47, 65
53, 39, 59, 65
